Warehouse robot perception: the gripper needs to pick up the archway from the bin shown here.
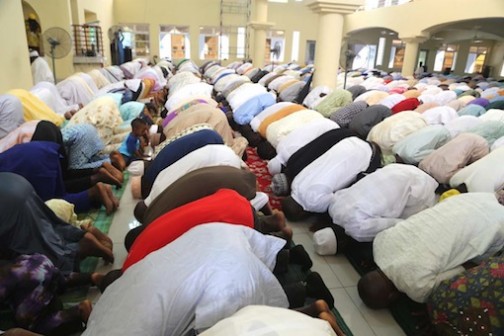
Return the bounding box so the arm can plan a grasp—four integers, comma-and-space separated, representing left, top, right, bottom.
22, 1, 43, 55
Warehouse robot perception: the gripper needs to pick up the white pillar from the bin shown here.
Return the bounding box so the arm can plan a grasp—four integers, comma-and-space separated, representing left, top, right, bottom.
307, 0, 363, 89
249, 0, 274, 68
400, 36, 427, 77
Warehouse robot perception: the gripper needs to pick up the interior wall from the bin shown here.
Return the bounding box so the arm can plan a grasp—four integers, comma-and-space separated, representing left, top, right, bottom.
267, 2, 318, 64
74, 0, 114, 66
0, 0, 33, 92
113, 0, 319, 65
24, 0, 74, 81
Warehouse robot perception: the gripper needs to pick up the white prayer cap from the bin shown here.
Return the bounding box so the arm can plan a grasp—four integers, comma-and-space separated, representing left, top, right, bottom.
313, 227, 337, 256
29, 50, 39, 57
127, 161, 144, 176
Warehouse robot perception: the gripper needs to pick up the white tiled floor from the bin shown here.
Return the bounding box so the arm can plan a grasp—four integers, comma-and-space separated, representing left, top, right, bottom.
88, 180, 406, 336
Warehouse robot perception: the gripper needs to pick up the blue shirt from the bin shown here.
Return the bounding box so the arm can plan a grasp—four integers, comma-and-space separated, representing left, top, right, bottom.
119, 133, 140, 157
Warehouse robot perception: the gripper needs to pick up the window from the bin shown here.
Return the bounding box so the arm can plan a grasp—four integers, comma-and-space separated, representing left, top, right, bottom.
265, 30, 285, 63
237, 27, 246, 59
352, 44, 377, 70
388, 40, 404, 69
465, 46, 488, 74
72, 24, 104, 58
433, 45, 457, 72
121, 23, 150, 57
291, 31, 300, 62
199, 26, 229, 60
160, 25, 190, 60
376, 37, 386, 66
364, 0, 411, 10
500, 61, 504, 77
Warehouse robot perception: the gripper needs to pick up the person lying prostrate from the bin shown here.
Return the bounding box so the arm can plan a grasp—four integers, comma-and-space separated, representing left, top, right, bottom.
358, 192, 504, 308
281, 137, 381, 220
56, 75, 96, 107
250, 102, 295, 132
0, 254, 101, 335
30, 81, 80, 117
258, 104, 306, 138
132, 128, 224, 198
427, 254, 504, 336
0, 142, 119, 214
8, 89, 65, 126
142, 144, 243, 205
324, 164, 437, 244
449, 146, 504, 192
162, 103, 247, 157
136, 166, 258, 225
123, 189, 289, 270
419, 133, 489, 184
283, 128, 361, 186
266, 109, 324, 148
392, 125, 451, 164
66, 95, 128, 153
367, 111, 428, 155
0, 94, 24, 140
0, 173, 114, 273
268, 118, 339, 175
348, 104, 392, 139
83, 224, 289, 336
200, 304, 343, 336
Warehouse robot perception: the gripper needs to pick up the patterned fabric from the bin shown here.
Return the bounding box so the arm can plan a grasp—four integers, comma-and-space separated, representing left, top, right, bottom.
152, 123, 213, 158
245, 147, 282, 211
0, 254, 80, 333
61, 124, 109, 170
428, 255, 504, 336
329, 101, 368, 128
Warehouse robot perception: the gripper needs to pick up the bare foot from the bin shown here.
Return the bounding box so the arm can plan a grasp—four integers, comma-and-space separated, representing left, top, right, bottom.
92, 183, 115, 215
104, 183, 120, 209
96, 167, 122, 188
110, 151, 126, 171
258, 210, 286, 233
91, 272, 105, 287
78, 299, 93, 323
78, 232, 114, 263
80, 224, 113, 251
102, 162, 124, 184
276, 226, 293, 244
319, 311, 346, 336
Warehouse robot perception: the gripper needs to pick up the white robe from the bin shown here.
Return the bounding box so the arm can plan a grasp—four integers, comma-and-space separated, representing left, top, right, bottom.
83, 224, 288, 336
374, 192, 504, 303
201, 305, 336, 336
266, 110, 324, 148
329, 164, 437, 242
31, 57, 54, 84
30, 81, 79, 116
449, 146, 504, 192
268, 118, 339, 175
250, 102, 294, 132
291, 137, 372, 213
144, 144, 242, 206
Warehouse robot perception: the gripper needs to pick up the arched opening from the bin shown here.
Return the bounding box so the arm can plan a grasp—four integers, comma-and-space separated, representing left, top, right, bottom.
22, 1, 43, 55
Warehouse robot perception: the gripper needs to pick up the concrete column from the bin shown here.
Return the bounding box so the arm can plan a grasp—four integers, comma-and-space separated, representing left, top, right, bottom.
487, 41, 504, 78
249, 0, 274, 68
307, 0, 363, 88
400, 36, 427, 77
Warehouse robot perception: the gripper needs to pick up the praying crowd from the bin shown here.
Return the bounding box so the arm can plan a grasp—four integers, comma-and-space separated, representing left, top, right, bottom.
0, 56, 503, 336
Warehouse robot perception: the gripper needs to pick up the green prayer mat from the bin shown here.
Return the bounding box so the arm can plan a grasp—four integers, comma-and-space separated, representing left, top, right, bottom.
79, 172, 129, 273
344, 239, 435, 335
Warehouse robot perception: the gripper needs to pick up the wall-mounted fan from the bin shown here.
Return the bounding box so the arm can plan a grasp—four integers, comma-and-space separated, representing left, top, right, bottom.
42, 27, 72, 82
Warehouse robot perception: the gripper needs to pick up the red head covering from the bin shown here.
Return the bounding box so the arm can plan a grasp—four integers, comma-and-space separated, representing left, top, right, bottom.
123, 189, 255, 271
391, 98, 420, 114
